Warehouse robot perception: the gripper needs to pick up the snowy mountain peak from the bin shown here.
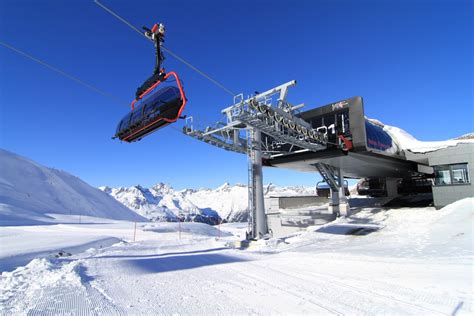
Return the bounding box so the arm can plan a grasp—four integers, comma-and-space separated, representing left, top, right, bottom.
98, 186, 112, 194
215, 182, 231, 191
151, 182, 174, 195
178, 188, 197, 195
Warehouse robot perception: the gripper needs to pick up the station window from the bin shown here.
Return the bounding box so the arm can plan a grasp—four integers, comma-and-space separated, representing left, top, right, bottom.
434, 163, 470, 186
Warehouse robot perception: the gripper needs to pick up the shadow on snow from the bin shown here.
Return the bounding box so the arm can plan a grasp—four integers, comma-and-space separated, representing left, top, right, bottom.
98, 248, 249, 274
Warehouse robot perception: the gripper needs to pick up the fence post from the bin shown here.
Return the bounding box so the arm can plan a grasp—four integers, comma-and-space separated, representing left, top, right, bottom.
133, 221, 137, 242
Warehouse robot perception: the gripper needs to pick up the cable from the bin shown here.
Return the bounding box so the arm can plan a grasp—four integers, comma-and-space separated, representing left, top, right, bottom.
94, 0, 146, 39
0, 41, 188, 138
93, 0, 237, 96
0, 40, 128, 107
161, 47, 236, 96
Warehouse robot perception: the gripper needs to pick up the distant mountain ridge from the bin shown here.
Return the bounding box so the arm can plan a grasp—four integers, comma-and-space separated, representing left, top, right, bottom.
455, 133, 474, 140
100, 183, 315, 223
0, 149, 146, 226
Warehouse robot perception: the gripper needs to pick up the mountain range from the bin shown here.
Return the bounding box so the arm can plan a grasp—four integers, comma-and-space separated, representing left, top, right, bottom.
0, 148, 315, 226
100, 183, 315, 223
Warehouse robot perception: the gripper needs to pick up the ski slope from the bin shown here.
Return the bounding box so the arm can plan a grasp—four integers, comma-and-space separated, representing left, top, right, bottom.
0, 149, 146, 226
1, 198, 472, 315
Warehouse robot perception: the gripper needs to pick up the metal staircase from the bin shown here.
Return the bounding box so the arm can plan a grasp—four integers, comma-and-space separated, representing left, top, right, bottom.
314, 163, 339, 191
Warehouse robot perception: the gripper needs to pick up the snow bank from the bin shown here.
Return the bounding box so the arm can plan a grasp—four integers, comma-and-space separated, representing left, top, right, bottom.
0, 258, 82, 314
260, 198, 474, 259
0, 230, 121, 272
0, 256, 124, 314
425, 198, 474, 252
0, 149, 146, 226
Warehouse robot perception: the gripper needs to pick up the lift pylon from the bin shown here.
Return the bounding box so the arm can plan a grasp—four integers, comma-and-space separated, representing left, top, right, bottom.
183, 80, 330, 239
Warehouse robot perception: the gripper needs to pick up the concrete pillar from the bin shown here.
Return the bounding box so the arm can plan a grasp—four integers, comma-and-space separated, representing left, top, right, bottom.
385, 178, 399, 198
328, 167, 350, 217
252, 130, 267, 239
338, 168, 350, 216
329, 176, 340, 216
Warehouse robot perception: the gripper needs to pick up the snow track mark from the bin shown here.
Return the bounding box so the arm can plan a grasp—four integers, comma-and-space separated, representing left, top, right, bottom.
0, 258, 125, 315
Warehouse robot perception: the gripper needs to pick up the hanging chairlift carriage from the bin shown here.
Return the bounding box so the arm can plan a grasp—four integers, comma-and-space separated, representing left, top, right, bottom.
114, 22, 187, 143
114, 71, 187, 142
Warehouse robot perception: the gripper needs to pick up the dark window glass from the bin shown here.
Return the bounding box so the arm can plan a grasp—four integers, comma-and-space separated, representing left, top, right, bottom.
147, 86, 180, 105
116, 121, 122, 134
120, 113, 133, 131
144, 103, 159, 118
365, 121, 393, 151
451, 164, 470, 184
434, 163, 470, 186
130, 106, 144, 126
141, 86, 181, 119
434, 166, 451, 185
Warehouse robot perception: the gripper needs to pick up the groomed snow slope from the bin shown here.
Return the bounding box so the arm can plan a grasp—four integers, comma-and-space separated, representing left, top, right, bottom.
0, 149, 146, 226
1, 199, 472, 314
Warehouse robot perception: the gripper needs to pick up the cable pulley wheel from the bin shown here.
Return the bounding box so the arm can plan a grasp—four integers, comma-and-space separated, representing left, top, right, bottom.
258, 104, 267, 114
302, 127, 308, 136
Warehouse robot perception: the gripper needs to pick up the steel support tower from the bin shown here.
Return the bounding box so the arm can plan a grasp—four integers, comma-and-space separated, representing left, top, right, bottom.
183, 80, 347, 239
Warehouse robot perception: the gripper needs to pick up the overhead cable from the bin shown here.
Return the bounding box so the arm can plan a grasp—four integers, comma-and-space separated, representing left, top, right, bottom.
93, 0, 237, 96
0, 40, 128, 106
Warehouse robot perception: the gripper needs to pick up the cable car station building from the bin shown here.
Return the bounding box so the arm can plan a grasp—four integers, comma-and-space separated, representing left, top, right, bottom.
184, 80, 473, 239
406, 143, 473, 208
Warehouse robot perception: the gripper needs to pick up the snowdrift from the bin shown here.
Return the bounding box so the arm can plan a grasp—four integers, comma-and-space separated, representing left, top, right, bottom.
264, 197, 474, 259
0, 149, 146, 225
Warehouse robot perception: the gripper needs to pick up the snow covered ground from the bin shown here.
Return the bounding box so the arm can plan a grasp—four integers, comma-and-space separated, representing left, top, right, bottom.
1, 198, 472, 315
1, 148, 473, 314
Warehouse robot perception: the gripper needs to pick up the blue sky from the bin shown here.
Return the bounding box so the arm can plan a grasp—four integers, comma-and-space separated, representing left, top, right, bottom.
1, 0, 472, 189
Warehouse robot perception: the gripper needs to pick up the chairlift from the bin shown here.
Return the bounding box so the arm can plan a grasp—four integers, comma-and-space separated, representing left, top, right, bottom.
114, 23, 187, 142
